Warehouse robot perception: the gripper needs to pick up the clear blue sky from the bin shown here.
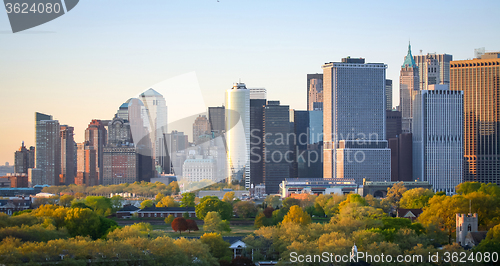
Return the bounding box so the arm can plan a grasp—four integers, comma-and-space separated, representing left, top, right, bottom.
1, 0, 499, 164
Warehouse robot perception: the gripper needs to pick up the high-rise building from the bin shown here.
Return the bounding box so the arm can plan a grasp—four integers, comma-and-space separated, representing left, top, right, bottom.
400, 43, 420, 133
388, 133, 413, 182
250, 98, 266, 187
413, 86, 463, 194
76, 142, 97, 186
208, 106, 225, 135
323, 57, 391, 185
307, 74, 323, 111
386, 110, 402, 139
292, 110, 323, 179
450, 53, 500, 185
35, 112, 60, 186
60, 125, 76, 185
250, 88, 267, 100
140, 88, 168, 174
85, 120, 107, 184
14, 142, 34, 174
193, 115, 211, 143
225, 83, 250, 187
264, 101, 290, 194
414, 53, 453, 90
386, 79, 393, 110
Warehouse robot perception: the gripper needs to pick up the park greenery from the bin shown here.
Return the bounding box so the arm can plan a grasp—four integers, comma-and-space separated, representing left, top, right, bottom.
1, 181, 499, 265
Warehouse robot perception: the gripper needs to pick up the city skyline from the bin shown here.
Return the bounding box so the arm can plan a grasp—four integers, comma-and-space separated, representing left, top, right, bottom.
1, 0, 500, 164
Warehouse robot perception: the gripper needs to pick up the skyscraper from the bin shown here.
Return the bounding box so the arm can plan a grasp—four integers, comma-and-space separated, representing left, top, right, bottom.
323, 57, 391, 185
414, 53, 453, 90
140, 88, 168, 174
307, 74, 323, 111
400, 43, 420, 133
14, 142, 34, 174
85, 120, 107, 184
413, 86, 463, 194
76, 142, 97, 186
208, 106, 225, 135
225, 83, 250, 186
193, 115, 211, 143
35, 112, 60, 186
450, 53, 500, 185
250, 91, 266, 187
60, 125, 75, 185
385, 79, 393, 110
264, 101, 290, 194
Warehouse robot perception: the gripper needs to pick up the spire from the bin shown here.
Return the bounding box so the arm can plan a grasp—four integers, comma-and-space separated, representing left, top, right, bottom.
402, 41, 417, 68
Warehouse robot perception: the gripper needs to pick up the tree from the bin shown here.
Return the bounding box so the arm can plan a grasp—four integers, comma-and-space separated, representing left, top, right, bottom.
475, 223, 500, 253
399, 188, 435, 209
186, 219, 199, 233
203, 211, 231, 233
222, 191, 235, 203
110, 195, 124, 211
64, 208, 101, 239
164, 214, 174, 225
140, 199, 154, 209
231, 256, 256, 266
155, 193, 165, 203
387, 182, 407, 207
196, 197, 233, 220
282, 205, 311, 226
264, 195, 281, 209
171, 217, 188, 235
200, 233, 232, 261
456, 182, 482, 195
83, 196, 112, 216
254, 212, 272, 228
263, 207, 274, 218
282, 198, 301, 212
59, 194, 74, 207
180, 192, 195, 207
156, 196, 179, 208
338, 194, 367, 213
233, 201, 257, 218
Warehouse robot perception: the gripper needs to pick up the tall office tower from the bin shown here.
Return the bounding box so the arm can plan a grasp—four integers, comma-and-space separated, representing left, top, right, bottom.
450, 53, 500, 185
208, 106, 225, 135
127, 98, 155, 180
140, 88, 168, 174
250, 98, 266, 187
292, 110, 323, 179
386, 110, 402, 139
388, 133, 413, 182
76, 142, 97, 186
414, 53, 453, 90
307, 74, 323, 111
309, 110, 323, 144
413, 86, 463, 194
225, 83, 250, 186
323, 57, 391, 186
386, 79, 393, 110
85, 120, 107, 184
165, 131, 189, 175
250, 88, 267, 100
14, 142, 34, 174
400, 43, 420, 133
264, 101, 290, 194
308, 78, 323, 111
60, 125, 75, 185
35, 112, 61, 186
116, 101, 130, 120
102, 116, 138, 185
193, 115, 211, 143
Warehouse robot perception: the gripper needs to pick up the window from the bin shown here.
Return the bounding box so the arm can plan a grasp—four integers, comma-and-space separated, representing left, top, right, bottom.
468, 224, 472, 232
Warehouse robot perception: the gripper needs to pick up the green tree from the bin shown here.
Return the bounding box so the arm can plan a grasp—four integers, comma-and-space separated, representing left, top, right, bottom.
203, 211, 231, 233
475, 223, 500, 253
456, 182, 482, 195
59, 194, 74, 207
140, 199, 154, 209
200, 232, 232, 261
64, 208, 101, 239
282, 205, 311, 226
264, 195, 281, 209
83, 196, 112, 216
233, 201, 257, 218
180, 192, 195, 207
399, 188, 435, 209
164, 214, 175, 225
110, 195, 124, 211
196, 197, 232, 220
182, 212, 190, 219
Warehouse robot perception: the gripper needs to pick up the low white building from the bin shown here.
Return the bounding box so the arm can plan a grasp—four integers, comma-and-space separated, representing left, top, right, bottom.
182, 158, 217, 183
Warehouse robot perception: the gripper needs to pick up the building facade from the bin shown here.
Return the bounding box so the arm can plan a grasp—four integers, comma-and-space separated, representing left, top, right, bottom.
35, 112, 60, 186
386, 79, 393, 110
208, 106, 225, 135
85, 120, 107, 184
183, 158, 217, 183
413, 88, 463, 194
14, 142, 34, 174
60, 125, 76, 185
322, 57, 390, 184
450, 55, 500, 185
307, 73, 323, 111
225, 83, 250, 187
414, 53, 453, 90
250, 98, 266, 187
400, 44, 420, 133
193, 115, 211, 144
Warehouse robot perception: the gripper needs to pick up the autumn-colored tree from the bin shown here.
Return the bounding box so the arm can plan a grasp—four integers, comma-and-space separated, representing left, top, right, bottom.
64, 208, 102, 239
186, 219, 199, 233
399, 188, 435, 209
171, 217, 188, 235
203, 211, 231, 233
200, 232, 232, 260
387, 182, 407, 207
155, 193, 165, 203
222, 191, 235, 203
59, 194, 74, 207
140, 199, 154, 209
282, 205, 311, 226
263, 207, 274, 218
156, 196, 179, 208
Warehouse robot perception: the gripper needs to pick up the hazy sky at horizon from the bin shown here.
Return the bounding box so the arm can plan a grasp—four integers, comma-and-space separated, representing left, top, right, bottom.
1, 0, 499, 164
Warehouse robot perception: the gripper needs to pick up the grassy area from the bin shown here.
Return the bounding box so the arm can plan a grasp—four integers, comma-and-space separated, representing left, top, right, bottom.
150, 224, 256, 238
